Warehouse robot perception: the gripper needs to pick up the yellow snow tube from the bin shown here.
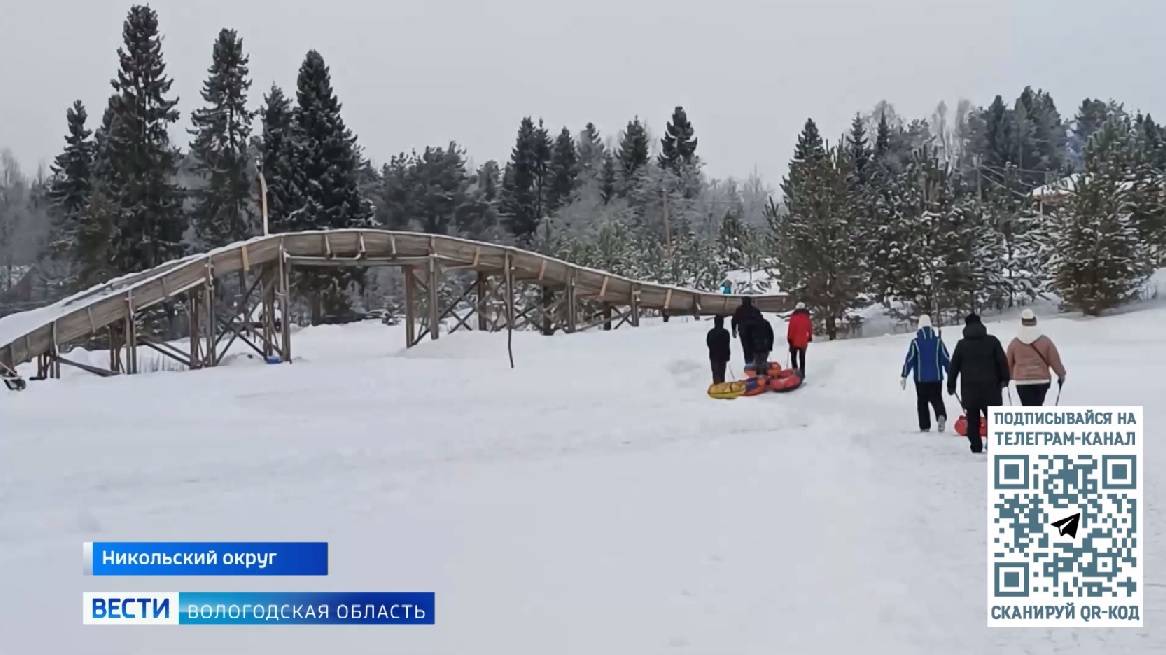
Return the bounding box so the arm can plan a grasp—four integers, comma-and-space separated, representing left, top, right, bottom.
707, 380, 747, 399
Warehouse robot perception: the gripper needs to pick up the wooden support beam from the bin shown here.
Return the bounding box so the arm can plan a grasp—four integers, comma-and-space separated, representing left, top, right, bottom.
603, 304, 612, 331
404, 265, 417, 348
504, 251, 515, 368
277, 243, 292, 362
188, 292, 202, 369
630, 285, 641, 327
428, 256, 440, 341
565, 269, 578, 333
476, 271, 488, 331
53, 353, 118, 378
139, 337, 194, 369
50, 321, 61, 378
125, 293, 138, 375
204, 264, 216, 367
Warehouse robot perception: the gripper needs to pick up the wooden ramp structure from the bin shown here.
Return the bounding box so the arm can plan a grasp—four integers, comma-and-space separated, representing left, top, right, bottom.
0, 230, 790, 383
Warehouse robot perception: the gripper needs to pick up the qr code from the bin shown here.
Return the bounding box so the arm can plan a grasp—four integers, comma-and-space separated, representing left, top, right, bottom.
991, 454, 1138, 599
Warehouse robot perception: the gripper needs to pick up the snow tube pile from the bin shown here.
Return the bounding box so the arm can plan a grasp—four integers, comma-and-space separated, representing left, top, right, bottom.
707, 380, 747, 400
766, 369, 803, 393
744, 362, 783, 378
954, 415, 988, 437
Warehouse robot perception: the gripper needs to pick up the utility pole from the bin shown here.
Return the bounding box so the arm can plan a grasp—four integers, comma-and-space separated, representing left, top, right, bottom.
256, 160, 270, 236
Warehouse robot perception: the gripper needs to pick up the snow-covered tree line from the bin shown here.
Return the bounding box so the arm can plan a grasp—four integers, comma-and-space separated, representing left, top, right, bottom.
8, 5, 1165, 329
772, 92, 1166, 337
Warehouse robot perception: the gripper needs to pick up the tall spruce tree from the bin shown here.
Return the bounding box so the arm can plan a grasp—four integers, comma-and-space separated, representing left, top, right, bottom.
45, 100, 93, 286
189, 28, 255, 247
289, 50, 372, 231
499, 117, 552, 243
289, 50, 374, 321
257, 84, 298, 231
617, 117, 650, 191
576, 122, 605, 181
76, 101, 117, 289
874, 112, 891, 161
105, 4, 186, 274
547, 127, 578, 213
772, 119, 864, 339
658, 106, 697, 172
1046, 118, 1153, 315
599, 153, 617, 205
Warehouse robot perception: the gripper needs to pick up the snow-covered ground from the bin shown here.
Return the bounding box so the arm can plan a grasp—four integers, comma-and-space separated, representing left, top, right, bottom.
1, 308, 1164, 654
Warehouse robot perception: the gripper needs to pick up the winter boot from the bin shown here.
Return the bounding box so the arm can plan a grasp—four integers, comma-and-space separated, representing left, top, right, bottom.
937, 416, 946, 433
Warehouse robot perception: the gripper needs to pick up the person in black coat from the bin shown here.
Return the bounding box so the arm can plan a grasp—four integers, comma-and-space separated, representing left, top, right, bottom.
750, 315, 775, 375
947, 313, 1010, 453
707, 315, 731, 384
731, 297, 762, 366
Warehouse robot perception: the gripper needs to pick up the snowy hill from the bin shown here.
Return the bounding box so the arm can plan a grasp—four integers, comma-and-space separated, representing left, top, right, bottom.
1, 308, 1164, 653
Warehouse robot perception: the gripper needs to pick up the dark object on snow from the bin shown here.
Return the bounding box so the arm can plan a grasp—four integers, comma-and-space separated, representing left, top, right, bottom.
2, 363, 25, 391
707, 315, 731, 362
915, 381, 946, 431
948, 315, 1008, 453
731, 297, 763, 363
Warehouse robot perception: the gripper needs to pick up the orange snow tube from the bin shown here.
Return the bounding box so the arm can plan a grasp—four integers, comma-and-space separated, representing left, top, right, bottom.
766, 368, 803, 392
744, 362, 783, 378
742, 376, 769, 396
954, 415, 988, 437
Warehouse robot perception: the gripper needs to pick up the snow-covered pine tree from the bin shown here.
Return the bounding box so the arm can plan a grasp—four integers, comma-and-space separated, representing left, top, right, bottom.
617, 117, 650, 195
75, 101, 117, 289
658, 106, 698, 191
189, 28, 255, 248
105, 4, 186, 274
576, 123, 605, 183
773, 119, 865, 339
1046, 118, 1153, 315
44, 100, 93, 289
547, 127, 578, 214
257, 84, 299, 231
288, 49, 374, 321
718, 209, 746, 271
289, 50, 373, 231
599, 153, 617, 205
499, 117, 551, 244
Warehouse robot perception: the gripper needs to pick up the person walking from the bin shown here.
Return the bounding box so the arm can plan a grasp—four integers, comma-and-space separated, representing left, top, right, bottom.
1006, 309, 1067, 406
751, 314, 775, 376
900, 314, 950, 432
731, 297, 762, 368
787, 302, 813, 379
707, 315, 731, 384
947, 313, 1010, 454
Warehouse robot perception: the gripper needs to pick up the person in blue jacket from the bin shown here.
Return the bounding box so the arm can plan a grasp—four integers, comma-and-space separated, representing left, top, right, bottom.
900, 314, 950, 432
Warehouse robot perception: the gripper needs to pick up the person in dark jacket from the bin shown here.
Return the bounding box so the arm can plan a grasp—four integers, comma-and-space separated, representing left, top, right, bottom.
707, 315, 731, 384
731, 297, 762, 366
900, 314, 950, 432
947, 313, 1010, 453
751, 315, 775, 375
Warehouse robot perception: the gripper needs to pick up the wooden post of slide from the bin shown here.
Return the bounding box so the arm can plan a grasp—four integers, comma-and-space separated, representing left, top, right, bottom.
476, 271, 488, 332
189, 291, 201, 369
630, 284, 641, 327
428, 256, 440, 341
203, 263, 216, 367
404, 265, 417, 348
277, 244, 292, 363
504, 251, 514, 368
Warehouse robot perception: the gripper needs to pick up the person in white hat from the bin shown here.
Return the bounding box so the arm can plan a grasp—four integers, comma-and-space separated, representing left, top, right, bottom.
1006, 309, 1067, 406
900, 314, 950, 432
786, 301, 813, 378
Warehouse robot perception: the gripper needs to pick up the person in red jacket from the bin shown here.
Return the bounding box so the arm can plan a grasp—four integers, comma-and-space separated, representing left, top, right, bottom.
787, 302, 813, 379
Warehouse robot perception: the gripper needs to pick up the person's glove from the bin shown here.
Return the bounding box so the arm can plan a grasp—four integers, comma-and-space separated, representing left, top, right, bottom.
1057, 375, 1065, 386
947, 386, 955, 396
899, 377, 907, 390
732, 330, 737, 338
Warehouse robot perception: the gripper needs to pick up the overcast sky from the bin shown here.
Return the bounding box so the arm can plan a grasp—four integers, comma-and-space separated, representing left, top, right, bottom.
1, 0, 1163, 183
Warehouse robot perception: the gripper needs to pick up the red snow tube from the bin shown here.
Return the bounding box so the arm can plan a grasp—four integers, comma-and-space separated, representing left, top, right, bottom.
742, 376, 769, 396
954, 415, 988, 437
766, 369, 802, 392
